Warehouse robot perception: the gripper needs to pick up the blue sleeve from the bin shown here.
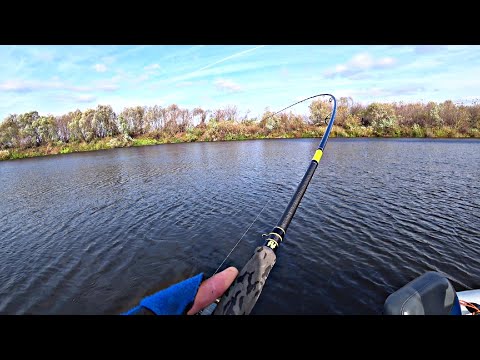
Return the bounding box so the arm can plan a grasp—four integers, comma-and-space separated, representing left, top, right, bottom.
123, 273, 204, 315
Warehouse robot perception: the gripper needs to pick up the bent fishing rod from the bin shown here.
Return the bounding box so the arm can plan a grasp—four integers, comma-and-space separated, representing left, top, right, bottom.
209, 93, 338, 315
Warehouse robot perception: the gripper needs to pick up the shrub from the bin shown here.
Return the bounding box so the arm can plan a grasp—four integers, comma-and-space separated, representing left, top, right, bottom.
0, 150, 10, 160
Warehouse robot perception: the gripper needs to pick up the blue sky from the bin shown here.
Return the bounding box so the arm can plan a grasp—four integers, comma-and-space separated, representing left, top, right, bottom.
1, 45, 480, 121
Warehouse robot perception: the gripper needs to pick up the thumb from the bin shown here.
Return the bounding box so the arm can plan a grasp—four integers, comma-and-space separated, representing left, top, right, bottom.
187, 266, 238, 315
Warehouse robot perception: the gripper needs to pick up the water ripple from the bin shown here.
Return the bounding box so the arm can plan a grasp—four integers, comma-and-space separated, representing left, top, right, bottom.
1, 138, 479, 314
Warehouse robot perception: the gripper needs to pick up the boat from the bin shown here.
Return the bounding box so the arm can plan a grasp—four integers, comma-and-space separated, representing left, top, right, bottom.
383, 271, 480, 315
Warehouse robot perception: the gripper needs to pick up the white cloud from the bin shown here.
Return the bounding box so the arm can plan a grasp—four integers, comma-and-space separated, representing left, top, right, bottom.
377, 57, 395, 66
175, 81, 195, 87
325, 52, 396, 78
0, 79, 62, 92
101, 56, 116, 65
134, 74, 150, 83
339, 85, 425, 99
32, 49, 55, 62
144, 63, 160, 71
74, 94, 97, 103
214, 78, 241, 92
401, 58, 442, 71
55, 93, 97, 104
131, 63, 162, 84
154, 59, 271, 87
94, 63, 107, 72
350, 53, 374, 69
97, 84, 119, 91
93, 78, 120, 91
0, 78, 119, 93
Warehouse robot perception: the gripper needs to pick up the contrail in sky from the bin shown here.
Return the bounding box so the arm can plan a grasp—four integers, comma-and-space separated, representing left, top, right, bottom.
196, 45, 266, 72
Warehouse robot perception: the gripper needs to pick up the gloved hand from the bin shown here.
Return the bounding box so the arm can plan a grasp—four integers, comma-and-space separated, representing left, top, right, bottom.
123, 267, 238, 315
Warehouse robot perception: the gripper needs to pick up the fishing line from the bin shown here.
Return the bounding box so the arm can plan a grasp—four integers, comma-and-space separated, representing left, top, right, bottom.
211, 94, 333, 277
263, 93, 333, 121
212, 184, 281, 276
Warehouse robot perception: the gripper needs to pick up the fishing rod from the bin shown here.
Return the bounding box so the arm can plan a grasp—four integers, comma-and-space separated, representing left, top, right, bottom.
210, 93, 338, 315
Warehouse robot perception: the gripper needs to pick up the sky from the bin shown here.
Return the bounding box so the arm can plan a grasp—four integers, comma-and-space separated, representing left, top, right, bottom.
1, 45, 480, 121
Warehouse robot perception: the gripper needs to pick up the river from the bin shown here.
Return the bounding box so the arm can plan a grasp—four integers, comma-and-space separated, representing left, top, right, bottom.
0, 138, 479, 314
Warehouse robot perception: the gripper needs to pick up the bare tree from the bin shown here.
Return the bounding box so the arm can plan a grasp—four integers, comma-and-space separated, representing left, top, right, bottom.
212, 109, 226, 122
178, 109, 192, 132
192, 107, 208, 127
144, 105, 165, 132
224, 105, 238, 122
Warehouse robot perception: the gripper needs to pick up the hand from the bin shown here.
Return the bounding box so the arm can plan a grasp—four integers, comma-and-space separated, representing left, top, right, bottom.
187, 266, 239, 315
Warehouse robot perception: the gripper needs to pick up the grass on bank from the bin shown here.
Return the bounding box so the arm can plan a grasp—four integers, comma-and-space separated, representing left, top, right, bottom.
1, 122, 479, 161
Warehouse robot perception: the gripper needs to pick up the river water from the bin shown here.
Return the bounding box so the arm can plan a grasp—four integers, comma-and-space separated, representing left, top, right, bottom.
0, 138, 479, 314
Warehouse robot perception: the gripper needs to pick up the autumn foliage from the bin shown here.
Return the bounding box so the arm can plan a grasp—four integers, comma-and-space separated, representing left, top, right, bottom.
1, 97, 479, 160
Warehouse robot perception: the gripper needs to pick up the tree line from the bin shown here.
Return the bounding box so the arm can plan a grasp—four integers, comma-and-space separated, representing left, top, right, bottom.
1, 97, 479, 153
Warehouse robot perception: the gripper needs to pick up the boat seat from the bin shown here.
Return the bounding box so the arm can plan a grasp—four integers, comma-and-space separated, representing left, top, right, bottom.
383, 271, 461, 315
